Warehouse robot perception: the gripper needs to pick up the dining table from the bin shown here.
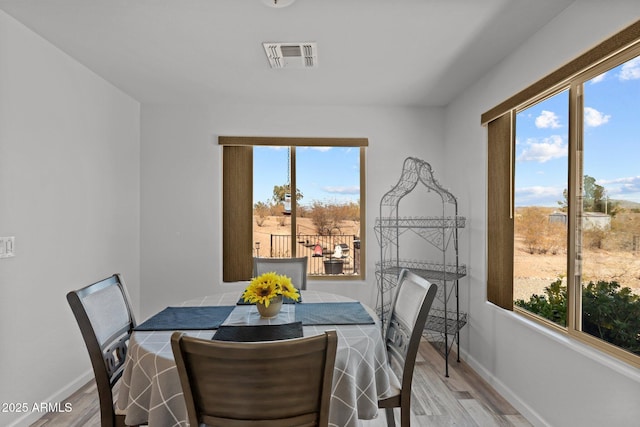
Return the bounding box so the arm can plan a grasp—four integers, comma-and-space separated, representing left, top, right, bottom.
116, 290, 392, 427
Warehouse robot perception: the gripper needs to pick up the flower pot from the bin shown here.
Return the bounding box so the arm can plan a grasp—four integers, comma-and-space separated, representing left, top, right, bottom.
256, 295, 283, 318
323, 259, 344, 274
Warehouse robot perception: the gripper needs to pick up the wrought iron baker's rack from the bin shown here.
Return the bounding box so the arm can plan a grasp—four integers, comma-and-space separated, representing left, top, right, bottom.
375, 157, 466, 377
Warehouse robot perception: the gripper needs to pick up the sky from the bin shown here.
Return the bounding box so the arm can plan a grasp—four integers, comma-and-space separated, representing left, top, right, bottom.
515, 55, 640, 207
253, 146, 360, 207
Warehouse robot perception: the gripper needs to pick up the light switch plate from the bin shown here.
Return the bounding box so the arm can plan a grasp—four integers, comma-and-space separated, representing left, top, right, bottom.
0, 236, 15, 258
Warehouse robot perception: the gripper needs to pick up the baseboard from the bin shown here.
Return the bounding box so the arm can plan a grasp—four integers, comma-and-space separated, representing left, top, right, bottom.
458, 348, 551, 427
6, 370, 93, 427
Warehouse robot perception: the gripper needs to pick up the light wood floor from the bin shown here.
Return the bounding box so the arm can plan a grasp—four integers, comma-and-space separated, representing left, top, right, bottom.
32, 339, 532, 427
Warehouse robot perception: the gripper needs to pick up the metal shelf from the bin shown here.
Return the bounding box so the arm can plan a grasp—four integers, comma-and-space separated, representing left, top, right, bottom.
375, 216, 466, 229
375, 157, 466, 378
425, 309, 467, 334
376, 260, 466, 283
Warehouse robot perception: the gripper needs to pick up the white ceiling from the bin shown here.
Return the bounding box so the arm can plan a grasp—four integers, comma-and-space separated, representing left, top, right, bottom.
0, 0, 574, 107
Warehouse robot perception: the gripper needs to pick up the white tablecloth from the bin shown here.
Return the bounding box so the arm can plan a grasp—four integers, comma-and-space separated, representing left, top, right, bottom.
116, 290, 390, 427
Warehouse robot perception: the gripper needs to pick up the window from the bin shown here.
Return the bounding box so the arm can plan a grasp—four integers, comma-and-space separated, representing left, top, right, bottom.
514, 90, 569, 328
578, 57, 640, 355
483, 19, 640, 367
219, 137, 367, 282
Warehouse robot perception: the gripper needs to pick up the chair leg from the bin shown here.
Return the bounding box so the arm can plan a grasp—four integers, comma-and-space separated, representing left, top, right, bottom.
116, 413, 140, 427
400, 402, 411, 427
385, 407, 396, 427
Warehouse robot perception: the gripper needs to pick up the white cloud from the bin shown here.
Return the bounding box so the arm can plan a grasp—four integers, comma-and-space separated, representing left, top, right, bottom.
619, 57, 640, 81
321, 186, 359, 195
584, 107, 611, 127
516, 186, 562, 198
535, 110, 561, 129
590, 72, 607, 84
515, 186, 564, 207
517, 135, 567, 163
600, 176, 640, 185
598, 176, 640, 196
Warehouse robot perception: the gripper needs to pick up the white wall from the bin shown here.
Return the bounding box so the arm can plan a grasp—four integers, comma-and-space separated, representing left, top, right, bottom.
0, 11, 140, 427
444, 2, 640, 426
6, 2, 640, 426
140, 104, 444, 318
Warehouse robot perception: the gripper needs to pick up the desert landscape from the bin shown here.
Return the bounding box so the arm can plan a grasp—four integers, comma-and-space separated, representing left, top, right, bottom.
253, 214, 362, 275
514, 207, 640, 301
514, 239, 640, 301
253, 208, 640, 300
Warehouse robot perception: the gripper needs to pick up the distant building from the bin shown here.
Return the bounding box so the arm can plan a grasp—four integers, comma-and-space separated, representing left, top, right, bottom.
549, 211, 567, 225
548, 211, 611, 230
583, 212, 611, 230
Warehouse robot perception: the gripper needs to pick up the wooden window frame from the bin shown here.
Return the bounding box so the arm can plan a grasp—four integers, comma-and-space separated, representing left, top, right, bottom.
483, 19, 640, 368
219, 136, 367, 282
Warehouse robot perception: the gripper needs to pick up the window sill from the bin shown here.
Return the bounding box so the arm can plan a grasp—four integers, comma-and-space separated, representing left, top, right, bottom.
490, 301, 640, 381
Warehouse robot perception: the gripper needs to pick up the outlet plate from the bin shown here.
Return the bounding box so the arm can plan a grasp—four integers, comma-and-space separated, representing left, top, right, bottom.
0, 236, 15, 258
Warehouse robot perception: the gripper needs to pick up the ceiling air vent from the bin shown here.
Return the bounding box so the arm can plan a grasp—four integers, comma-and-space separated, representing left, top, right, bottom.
263, 42, 317, 69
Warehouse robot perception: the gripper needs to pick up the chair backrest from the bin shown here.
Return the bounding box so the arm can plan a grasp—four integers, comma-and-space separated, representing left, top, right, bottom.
253, 256, 308, 290
171, 329, 338, 427
385, 269, 437, 395
66, 274, 136, 427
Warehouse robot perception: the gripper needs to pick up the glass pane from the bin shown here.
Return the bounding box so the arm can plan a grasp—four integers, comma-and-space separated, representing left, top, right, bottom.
296, 147, 361, 276
253, 146, 290, 258
581, 55, 640, 356
513, 90, 569, 326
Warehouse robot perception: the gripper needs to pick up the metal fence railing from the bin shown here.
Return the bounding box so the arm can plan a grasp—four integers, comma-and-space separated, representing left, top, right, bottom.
264, 234, 361, 275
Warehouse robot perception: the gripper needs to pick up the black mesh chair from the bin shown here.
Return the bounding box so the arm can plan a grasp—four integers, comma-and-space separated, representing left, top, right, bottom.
378, 269, 438, 427
67, 274, 137, 427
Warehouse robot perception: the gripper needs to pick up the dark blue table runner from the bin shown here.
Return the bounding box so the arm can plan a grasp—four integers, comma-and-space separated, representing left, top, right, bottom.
134, 301, 374, 332
134, 306, 235, 331
295, 302, 375, 325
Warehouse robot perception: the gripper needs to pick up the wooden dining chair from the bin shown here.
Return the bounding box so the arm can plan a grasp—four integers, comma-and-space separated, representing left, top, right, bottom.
253, 256, 308, 290
171, 329, 338, 427
66, 274, 137, 427
378, 269, 438, 427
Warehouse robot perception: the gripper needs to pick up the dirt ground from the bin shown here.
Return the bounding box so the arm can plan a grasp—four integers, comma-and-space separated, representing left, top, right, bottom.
514, 239, 640, 301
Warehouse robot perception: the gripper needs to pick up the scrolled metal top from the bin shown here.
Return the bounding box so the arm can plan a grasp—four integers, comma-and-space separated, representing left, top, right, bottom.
380, 157, 457, 207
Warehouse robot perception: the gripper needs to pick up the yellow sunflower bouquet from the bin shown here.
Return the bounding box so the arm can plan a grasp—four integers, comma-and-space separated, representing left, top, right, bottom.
242, 271, 300, 307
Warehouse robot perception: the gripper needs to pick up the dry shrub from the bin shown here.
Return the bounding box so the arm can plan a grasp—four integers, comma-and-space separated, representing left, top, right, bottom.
609, 210, 640, 251
254, 201, 270, 227
517, 207, 549, 254
309, 201, 360, 235
583, 228, 607, 249
309, 201, 332, 235
545, 222, 567, 255
516, 207, 567, 254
